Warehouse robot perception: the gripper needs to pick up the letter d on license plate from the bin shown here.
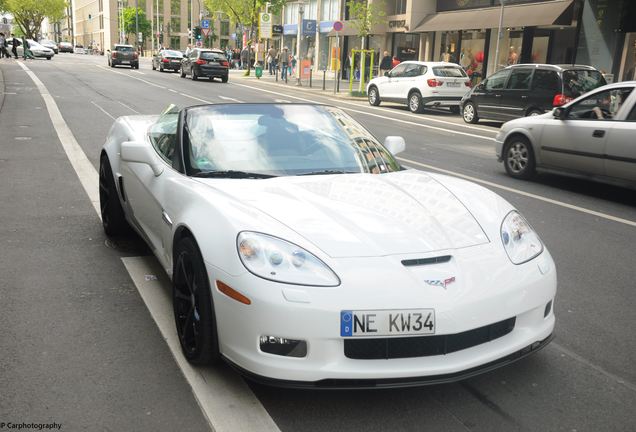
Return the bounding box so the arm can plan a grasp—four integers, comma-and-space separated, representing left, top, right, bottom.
341, 309, 435, 337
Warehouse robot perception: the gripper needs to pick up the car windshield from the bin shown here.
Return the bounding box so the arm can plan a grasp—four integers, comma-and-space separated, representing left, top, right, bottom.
116, 46, 134, 52
163, 50, 182, 57
563, 70, 606, 97
433, 66, 467, 77
200, 52, 226, 61
184, 104, 402, 177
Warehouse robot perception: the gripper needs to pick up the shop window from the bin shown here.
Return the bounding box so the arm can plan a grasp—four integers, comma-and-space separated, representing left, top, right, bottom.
507, 68, 533, 90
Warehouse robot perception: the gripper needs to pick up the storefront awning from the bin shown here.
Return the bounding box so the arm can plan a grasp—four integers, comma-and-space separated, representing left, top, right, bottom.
412, 0, 573, 33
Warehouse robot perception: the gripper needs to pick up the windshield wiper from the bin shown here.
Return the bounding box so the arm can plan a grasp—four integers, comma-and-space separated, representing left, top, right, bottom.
193, 170, 277, 179
297, 170, 358, 176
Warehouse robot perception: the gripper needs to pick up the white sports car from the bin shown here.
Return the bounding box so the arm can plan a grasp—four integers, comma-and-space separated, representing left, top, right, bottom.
100, 103, 556, 388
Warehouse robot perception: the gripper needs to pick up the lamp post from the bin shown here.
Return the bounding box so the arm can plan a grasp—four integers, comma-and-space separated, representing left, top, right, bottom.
296, 2, 305, 86
493, 0, 506, 72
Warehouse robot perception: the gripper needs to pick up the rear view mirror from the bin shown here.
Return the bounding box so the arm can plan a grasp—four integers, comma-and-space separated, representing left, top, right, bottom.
384, 136, 406, 156
121, 141, 164, 176
553, 107, 566, 120
384, 71, 390, 77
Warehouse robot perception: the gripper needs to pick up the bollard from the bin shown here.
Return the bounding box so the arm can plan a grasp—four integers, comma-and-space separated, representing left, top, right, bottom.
322, 71, 326, 91
336, 71, 340, 93
275, 66, 278, 82
309, 69, 313, 88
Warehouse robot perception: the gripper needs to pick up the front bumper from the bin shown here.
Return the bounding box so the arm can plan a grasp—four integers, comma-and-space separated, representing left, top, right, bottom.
208, 244, 557, 386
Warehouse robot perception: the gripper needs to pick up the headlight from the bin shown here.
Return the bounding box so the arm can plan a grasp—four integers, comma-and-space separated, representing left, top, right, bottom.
237, 232, 340, 286
500, 211, 543, 264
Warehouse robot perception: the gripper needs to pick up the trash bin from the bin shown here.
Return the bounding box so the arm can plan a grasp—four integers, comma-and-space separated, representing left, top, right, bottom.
255, 64, 263, 79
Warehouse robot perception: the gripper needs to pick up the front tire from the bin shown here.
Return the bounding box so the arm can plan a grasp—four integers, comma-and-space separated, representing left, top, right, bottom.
503, 135, 536, 180
99, 154, 130, 236
368, 86, 380, 106
408, 91, 424, 113
462, 101, 479, 124
221, 75, 228, 83
173, 237, 220, 365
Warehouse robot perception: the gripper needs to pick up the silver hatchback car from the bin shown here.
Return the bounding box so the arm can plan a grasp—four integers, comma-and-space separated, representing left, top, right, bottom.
495, 81, 636, 190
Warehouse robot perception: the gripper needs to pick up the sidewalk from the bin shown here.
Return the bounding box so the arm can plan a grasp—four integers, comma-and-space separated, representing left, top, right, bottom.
229, 68, 370, 101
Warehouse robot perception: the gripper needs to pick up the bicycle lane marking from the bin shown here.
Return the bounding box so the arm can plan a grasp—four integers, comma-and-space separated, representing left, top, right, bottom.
18, 60, 282, 432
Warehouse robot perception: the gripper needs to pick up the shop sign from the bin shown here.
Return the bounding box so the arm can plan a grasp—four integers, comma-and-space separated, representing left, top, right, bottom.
273, 24, 283, 35
389, 20, 407, 30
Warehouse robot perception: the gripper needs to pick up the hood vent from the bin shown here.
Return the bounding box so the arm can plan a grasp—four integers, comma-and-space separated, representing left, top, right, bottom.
401, 255, 452, 267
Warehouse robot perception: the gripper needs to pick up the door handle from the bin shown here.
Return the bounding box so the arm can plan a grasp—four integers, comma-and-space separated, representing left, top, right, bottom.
592, 130, 605, 138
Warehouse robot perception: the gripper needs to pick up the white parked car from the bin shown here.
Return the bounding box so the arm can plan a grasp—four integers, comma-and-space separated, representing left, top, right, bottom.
495, 81, 636, 190
100, 103, 556, 388
7, 39, 54, 59
367, 61, 471, 113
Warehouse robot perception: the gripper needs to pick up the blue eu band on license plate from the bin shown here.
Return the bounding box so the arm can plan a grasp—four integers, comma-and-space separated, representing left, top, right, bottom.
341, 309, 435, 337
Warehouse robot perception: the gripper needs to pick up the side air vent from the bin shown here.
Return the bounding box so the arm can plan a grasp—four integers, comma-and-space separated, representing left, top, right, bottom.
401, 255, 452, 267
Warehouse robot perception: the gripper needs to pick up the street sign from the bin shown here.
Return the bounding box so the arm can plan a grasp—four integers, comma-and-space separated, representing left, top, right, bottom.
202, 27, 211, 37
302, 19, 316, 36
259, 13, 272, 39
201, 19, 210, 29
272, 24, 283, 35
333, 20, 343, 32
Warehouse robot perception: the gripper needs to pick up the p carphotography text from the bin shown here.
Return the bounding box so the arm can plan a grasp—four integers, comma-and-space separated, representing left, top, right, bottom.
0, 423, 62, 430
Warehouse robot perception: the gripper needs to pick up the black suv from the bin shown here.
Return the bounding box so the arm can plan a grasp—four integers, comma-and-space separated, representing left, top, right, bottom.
180, 49, 229, 82
461, 64, 606, 124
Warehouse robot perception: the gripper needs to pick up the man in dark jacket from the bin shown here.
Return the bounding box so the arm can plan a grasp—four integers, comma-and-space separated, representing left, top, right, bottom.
11, 34, 20, 59
380, 51, 392, 75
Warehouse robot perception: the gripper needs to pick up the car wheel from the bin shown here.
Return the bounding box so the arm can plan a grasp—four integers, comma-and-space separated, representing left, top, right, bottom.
99, 154, 130, 237
449, 106, 460, 114
462, 101, 479, 124
191, 69, 198, 80
173, 236, 220, 365
368, 86, 380, 106
503, 135, 536, 180
221, 75, 228, 83
527, 108, 543, 116
408, 91, 424, 114
46, 56, 52, 60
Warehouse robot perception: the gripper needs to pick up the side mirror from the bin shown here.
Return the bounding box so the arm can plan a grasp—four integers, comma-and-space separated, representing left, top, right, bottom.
553, 107, 566, 120
384, 71, 390, 77
121, 141, 164, 176
384, 136, 406, 156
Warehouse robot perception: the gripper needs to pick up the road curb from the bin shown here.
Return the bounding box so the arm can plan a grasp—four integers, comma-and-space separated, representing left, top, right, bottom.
0, 63, 6, 113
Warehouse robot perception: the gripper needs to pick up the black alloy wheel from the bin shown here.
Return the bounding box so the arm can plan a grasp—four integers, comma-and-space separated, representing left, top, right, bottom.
99, 154, 130, 236
173, 237, 220, 365
503, 135, 536, 180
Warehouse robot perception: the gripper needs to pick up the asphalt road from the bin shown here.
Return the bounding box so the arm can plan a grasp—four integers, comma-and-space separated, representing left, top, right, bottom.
1, 53, 634, 432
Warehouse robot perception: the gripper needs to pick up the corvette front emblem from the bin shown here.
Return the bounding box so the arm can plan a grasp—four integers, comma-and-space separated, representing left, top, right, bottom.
424, 277, 456, 290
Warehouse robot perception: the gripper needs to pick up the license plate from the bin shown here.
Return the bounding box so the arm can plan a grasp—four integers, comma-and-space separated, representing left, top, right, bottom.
446, 82, 461, 87
172, 60, 180, 63
121, 60, 130, 64
340, 309, 435, 337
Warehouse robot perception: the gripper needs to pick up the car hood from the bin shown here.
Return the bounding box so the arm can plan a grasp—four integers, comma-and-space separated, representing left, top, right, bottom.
198, 171, 489, 258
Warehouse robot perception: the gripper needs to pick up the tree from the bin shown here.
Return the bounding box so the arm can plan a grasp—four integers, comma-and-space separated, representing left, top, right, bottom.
6, 0, 66, 40
346, 0, 385, 92
122, 7, 151, 46
203, 0, 287, 74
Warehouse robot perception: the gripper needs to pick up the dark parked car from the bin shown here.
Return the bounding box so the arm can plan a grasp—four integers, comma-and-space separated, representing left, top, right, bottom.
180, 49, 229, 82
461, 64, 606, 124
58, 41, 73, 53
152, 49, 184, 72
108, 44, 139, 69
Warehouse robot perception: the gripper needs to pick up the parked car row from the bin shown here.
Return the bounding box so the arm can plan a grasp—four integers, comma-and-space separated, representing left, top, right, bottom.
7, 39, 55, 59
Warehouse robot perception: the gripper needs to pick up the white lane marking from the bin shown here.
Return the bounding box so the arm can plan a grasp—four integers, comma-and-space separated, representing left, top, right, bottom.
218, 95, 241, 102
169, 89, 178, 93
230, 82, 495, 142
1, 92, 17, 95
550, 343, 636, 393
133, 70, 146, 75
17, 61, 101, 217
119, 101, 140, 114
22, 60, 280, 432
96, 65, 166, 89
398, 156, 636, 228
91, 101, 116, 120
123, 257, 281, 432
179, 92, 212, 103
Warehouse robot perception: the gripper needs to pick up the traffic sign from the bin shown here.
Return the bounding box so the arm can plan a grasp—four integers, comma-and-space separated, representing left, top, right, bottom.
333, 20, 343, 32
201, 19, 210, 29
202, 27, 211, 37
259, 13, 272, 39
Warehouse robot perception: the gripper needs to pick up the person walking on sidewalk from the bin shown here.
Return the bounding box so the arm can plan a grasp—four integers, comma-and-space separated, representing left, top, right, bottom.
21, 36, 35, 60
278, 46, 289, 80
267, 46, 277, 75
11, 34, 20, 59
0, 33, 8, 59
380, 51, 392, 75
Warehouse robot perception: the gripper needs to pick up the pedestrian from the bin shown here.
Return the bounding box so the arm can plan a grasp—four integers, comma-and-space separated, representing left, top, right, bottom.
22, 36, 35, 60
278, 46, 289, 80
267, 45, 277, 75
11, 34, 20, 59
0, 33, 7, 59
380, 50, 391, 75
391, 55, 400, 68
240, 47, 248, 69
185, 44, 192, 56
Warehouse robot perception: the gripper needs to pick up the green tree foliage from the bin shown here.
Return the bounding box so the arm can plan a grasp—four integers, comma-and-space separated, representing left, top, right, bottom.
6, 0, 66, 39
122, 7, 151, 43
346, 0, 385, 92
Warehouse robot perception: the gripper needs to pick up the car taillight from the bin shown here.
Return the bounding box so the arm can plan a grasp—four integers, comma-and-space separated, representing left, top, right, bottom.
195, 59, 206, 65
427, 79, 442, 87
111, 52, 117, 59
133, 52, 139, 59
220, 60, 229, 67
553, 93, 572, 106
465, 80, 472, 87
162, 58, 169, 63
